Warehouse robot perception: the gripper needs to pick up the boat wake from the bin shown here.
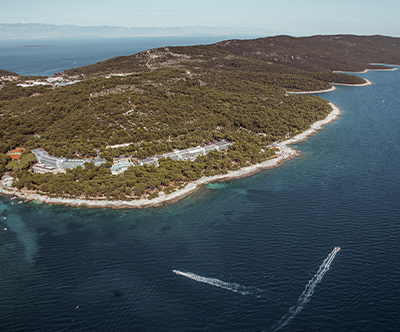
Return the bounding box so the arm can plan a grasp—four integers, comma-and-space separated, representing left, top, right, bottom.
173, 270, 264, 297
271, 247, 341, 331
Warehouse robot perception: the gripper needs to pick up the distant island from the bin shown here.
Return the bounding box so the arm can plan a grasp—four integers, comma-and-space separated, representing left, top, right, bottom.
12, 45, 57, 48
1, 34, 400, 208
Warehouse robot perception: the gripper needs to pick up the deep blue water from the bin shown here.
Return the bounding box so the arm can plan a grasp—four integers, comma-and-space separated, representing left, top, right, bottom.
1, 42, 400, 331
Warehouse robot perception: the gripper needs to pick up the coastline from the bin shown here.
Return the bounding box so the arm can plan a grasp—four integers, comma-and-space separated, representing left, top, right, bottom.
287, 78, 373, 95
286, 86, 337, 94
333, 78, 373, 87
0, 102, 341, 209
334, 65, 399, 74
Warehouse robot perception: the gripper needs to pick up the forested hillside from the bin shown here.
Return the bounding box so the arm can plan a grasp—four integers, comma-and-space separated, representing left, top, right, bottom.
212, 34, 400, 71
65, 34, 400, 75
1, 34, 399, 200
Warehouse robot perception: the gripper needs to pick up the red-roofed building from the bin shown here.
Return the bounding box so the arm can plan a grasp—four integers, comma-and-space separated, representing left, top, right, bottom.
7, 148, 26, 160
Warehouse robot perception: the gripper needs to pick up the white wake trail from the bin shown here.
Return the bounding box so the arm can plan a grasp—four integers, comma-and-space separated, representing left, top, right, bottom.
271, 247, 341, 331
173, 270, 264, 296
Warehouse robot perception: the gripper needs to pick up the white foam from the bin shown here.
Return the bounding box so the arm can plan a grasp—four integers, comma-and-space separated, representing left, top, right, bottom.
271, 247, 340, 331
173, 270, 263, 296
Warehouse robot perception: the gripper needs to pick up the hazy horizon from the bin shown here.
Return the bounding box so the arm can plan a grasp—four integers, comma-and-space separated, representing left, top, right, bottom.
1, 23, 399, 42
0, 24, 274, 41
2, 0, 400, 38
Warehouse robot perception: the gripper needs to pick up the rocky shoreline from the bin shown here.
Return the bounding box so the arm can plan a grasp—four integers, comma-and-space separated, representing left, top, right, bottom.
0, 102, 342, 209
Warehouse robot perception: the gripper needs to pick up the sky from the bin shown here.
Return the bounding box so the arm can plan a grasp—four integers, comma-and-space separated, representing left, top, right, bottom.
2, 0, 400, 37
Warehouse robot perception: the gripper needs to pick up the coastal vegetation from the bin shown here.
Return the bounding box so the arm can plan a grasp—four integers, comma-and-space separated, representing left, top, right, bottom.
1, 34, 400, 200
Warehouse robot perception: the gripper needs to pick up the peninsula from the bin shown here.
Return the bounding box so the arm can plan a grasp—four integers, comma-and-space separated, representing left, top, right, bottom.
1, 34, 400, 208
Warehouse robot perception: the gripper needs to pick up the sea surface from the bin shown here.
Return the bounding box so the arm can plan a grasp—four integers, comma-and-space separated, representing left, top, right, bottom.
1, 39, 400, 331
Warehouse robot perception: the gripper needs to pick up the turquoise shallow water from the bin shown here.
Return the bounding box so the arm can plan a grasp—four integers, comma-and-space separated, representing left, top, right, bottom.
1, 44, 400, 331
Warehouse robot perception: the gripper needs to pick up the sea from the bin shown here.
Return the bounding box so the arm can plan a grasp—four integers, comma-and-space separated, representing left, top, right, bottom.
1, 37, 400, 332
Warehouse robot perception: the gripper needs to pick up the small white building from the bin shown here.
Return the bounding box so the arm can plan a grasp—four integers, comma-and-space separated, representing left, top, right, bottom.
136, 141, 230, 167
0, 174, 14, 188
138, 157, 159, 167
32, 164, 65, 174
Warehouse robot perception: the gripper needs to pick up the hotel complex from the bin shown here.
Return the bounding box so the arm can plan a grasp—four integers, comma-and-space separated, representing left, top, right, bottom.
31, 141, 230, 175
31, 149, 106, 173
137, 141, 230, 167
